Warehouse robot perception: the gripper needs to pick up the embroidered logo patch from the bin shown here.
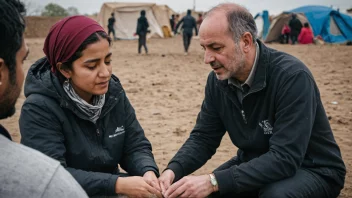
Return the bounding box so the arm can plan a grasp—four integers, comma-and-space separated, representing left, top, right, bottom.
259, 120, 273, 135
109, 126, 125, 138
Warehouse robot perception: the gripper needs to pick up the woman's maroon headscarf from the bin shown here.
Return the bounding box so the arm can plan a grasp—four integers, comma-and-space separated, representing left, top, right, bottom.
43, 15, 106, 73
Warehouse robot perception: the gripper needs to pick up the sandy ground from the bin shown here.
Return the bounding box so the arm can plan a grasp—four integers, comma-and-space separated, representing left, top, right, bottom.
1, 36, 351, 197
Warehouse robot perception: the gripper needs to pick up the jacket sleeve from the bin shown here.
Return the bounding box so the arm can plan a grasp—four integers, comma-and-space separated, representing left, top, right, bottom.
174, 18, 184, 34
19, 101, 118, 196
119, 92, 159, 177
167, 73, 226, 181
213, 71, 318, 195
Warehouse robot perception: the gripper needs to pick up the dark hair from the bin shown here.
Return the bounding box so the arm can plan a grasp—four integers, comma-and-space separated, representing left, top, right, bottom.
141, 10, 146, 16
111, 12, 114, 16
304, 22, 309, 28
0, 0, 26, 84
57, 31, 111, 83
198, 13, 202, 17
187, 9, 192, 15
206, 3, 257, 44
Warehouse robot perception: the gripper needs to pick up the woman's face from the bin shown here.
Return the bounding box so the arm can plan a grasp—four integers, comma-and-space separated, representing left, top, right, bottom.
65, 38, 112, 103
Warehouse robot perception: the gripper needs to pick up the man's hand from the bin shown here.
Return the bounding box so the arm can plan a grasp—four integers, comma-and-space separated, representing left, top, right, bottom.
143, 171, 161, 192
164, 175, 215, 198
115, 176, 162, 198
158, 169, 175, 196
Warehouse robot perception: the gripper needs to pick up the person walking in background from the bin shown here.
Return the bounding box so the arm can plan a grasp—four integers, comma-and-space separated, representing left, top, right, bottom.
0, 0, 87, 197
174, 14, 180, 33
170, 14, 175, 33
19, 15, 162, 198
289, 13, 302, 44
175, 9, 198, 55
298, 22, 314, 44
108, 12, 117, 41
136, 10, 149, 54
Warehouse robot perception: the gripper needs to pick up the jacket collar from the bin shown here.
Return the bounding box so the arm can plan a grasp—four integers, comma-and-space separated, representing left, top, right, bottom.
216, 39, 269, 93
0, 124, 12, 141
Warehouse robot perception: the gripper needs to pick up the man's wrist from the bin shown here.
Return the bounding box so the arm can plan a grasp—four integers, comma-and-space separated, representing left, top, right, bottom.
209, 173, 219, 192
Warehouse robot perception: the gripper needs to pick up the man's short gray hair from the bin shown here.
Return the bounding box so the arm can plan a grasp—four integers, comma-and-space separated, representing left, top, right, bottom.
205, 3, 257, 43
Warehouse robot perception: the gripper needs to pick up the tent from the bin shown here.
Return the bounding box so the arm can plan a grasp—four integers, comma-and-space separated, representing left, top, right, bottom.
97, 2, 175, 39
254, 10, 270, 40
265, 5, 352, 43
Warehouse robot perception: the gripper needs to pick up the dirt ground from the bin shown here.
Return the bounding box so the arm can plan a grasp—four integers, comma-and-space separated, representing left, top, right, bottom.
1, 36, 351, 197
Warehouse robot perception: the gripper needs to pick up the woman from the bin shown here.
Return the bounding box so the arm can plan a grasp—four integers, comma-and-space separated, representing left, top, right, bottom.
19, 16, 161, 198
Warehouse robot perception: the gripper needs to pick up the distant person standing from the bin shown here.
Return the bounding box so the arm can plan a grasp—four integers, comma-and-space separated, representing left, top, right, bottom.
289, 13, 302, 44
175, 9, 198, 55
298, 22, 314, 44
170, 14, 175, 33
108, 12, 117, 41
196, 13, 203, 30
281, 23, 290, 44
136, 10, 149, 54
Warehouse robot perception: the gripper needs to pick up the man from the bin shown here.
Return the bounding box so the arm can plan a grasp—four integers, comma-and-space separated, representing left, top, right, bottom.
108, 12, 117, 41
196, 13, 203, 30
170, 14, 175, 33
136, 10, 149, 54
159, 3, 345, 198
0, 0, 88, 197
175, 9, 198, 55
289, 13, 302, 45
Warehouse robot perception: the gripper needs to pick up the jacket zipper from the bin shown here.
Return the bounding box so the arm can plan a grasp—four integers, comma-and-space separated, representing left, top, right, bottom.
240, 85, 266, 124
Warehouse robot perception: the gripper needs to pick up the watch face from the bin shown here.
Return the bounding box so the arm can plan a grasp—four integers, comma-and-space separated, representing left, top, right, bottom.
211, 178, 217, 186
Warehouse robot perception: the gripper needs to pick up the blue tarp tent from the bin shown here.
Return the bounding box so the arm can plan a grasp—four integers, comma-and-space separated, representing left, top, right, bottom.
265, 5, 352, 43
254, 10, 270, 40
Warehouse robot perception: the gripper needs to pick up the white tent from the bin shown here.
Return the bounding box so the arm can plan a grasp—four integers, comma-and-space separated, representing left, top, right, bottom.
97, 2, 175, 39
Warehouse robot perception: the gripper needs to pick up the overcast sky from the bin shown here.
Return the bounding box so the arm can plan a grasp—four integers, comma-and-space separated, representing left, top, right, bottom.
24, 0, 351, 16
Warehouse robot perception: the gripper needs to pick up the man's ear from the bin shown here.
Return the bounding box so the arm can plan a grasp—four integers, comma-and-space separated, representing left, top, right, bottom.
56, 62, 71, 79
241, 32, 254, 53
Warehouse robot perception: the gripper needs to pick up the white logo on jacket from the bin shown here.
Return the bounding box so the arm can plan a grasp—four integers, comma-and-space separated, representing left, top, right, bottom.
109, 126, 125, 138
259, 120, 273, 135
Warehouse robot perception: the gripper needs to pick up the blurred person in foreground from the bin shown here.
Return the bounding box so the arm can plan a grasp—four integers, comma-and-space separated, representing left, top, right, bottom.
174, 9, 198, 55
159, 3, 345, 198
0, 0, 87, 197
19, 15, 161, 198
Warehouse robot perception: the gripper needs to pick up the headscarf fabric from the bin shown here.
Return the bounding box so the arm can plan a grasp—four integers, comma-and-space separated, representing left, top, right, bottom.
43, 15, 106, 73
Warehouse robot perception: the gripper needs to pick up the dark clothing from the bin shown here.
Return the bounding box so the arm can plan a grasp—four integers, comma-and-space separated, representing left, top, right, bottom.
136, 15, 149, 35
175, 14, 198, 35
210, 157, 341, 198
137, 16, 149, 53
183, 32, 192, 52
138, 32, 148, 54
0, 124, 11, 140
108, 27, 116, 39
108, 17, 115, 29
175, 14, 198, 52
19, 57, 159, 196
289, 17, 303, 40
167, 40, 345, 196
170, 18, 175, 32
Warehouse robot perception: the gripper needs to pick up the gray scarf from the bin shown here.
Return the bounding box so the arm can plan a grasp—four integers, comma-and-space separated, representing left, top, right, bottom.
63, 81, 105, 123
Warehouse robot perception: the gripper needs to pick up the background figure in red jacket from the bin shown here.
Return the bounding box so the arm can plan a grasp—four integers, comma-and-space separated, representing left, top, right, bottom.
298, 22, 314, 44
281, 23, 290, 44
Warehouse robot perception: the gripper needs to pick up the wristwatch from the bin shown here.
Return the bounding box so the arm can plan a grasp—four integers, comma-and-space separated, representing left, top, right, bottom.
209, 173, 218, 192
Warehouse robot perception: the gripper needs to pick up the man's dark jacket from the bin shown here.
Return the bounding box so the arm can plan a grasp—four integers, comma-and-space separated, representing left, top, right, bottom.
136, 15, 149, 35
19, 57, 159, 196
167, 40, 346, 195
175, 14, 198, 35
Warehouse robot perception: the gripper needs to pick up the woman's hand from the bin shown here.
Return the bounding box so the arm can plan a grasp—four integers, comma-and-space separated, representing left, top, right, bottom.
143, 171, 162, 192
115, 176, 162, 198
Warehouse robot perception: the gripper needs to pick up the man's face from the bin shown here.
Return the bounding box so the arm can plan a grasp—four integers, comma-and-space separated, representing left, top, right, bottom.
0, 38, 29, 119
199, 12, 246, 81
